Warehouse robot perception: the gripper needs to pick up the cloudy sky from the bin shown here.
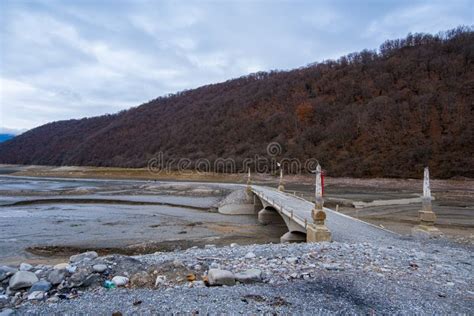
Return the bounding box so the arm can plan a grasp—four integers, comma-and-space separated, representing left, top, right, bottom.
0, 0, 472, 132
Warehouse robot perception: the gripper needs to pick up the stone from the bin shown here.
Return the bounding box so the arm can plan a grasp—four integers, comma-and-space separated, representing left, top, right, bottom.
207, 269, 235, 286
19, 263, 33, 271
244, 252, 256, 259
69, 269, 90, 288
82, 274, 100, 287
47, 296, 60, 304
28, 280, 52, 293
0, 294, 8, 305
285, 257, 298, 264
112, 276, 129, 287
92, 264, 107, 273
280, 232, 306, 243
172, 260, 184, 268
0, 308, 15, 316
130, 272, 150, 287
9, 271, 39, 290
322, 263, 344, 271
234, 269, 262, 284
155, 275, 167, 287
53, 263, 69, 270
69, 251, 98, 263
192, 281, 206, 288
27, 291, 45, 301
47, 270, 66, 285
230, 243, 238, 247
0, 266, 17, 282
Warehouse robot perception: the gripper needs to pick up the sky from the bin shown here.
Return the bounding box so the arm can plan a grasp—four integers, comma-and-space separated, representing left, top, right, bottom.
0, 0, 472, 133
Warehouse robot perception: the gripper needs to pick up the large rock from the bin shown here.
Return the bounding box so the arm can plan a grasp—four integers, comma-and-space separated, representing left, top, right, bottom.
70, 251, 98, 263
207, 269, 235, 286
28, 280, 52, 293
69, 269, 91, 287
47, 269, 66, 285
9, 271, 39, 290
0, 266, 17, 281
234, 269, 262, 284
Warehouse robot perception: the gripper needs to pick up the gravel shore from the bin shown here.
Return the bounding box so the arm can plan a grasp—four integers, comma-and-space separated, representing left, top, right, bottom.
7, 238, 473, 315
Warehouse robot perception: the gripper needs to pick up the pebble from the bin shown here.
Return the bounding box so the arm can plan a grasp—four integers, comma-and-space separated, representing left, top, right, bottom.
244, 252, 256, 259
286, 257, 298, 264
112, 276, 129, 287
27, 291, 45, 301
155, 275, 167, 287
92, 264, 108, 273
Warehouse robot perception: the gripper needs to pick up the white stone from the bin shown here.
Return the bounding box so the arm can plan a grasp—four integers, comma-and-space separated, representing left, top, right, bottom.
155, 275, 167, 287
112, 276, 129, 286
19, 263, 33, 271
244, 252, 256, 259
207, 269, 235, 286
53, 263, 69, 270
286, 257, 298, 264
92, 264, 107, 273
27, 291, 44, 301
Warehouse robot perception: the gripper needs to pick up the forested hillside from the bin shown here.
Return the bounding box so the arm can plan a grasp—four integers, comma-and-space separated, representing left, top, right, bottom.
1, 27, 473, 178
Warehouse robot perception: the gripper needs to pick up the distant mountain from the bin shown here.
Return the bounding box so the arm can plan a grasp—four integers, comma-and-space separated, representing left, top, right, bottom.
0, 27, 473, 178
0, 134, 15, 143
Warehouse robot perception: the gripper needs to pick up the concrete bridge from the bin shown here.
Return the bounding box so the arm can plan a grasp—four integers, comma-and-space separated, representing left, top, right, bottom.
249, 185, 398, 244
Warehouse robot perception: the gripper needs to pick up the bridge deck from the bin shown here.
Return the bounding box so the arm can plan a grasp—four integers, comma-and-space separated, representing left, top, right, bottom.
252, 186, 400, 244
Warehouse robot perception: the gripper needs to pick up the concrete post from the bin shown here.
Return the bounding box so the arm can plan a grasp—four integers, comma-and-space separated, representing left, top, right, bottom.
246, 169, 252, 195
412, 167, 442, 237
307, 164, 331, 242
277, 168, 285, 191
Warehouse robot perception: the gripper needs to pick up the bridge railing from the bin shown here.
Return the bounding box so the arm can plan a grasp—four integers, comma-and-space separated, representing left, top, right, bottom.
252, 187, 309, 230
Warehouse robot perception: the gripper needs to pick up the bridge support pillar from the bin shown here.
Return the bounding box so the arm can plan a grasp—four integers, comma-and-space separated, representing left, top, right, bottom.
280, 231, 306, 243
258, 208, 284, 225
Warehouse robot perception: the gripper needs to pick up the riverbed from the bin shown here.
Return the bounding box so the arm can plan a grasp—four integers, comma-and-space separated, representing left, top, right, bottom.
0, 176, 286, 265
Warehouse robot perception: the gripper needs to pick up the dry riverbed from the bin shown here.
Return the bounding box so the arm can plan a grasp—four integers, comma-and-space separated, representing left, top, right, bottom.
0, 175, 286, 265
